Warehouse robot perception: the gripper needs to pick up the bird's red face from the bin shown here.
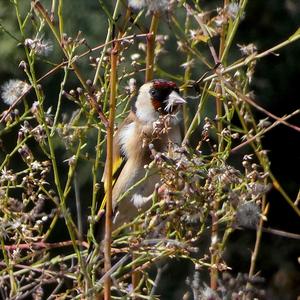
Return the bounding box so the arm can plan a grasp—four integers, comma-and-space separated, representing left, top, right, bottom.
150, 79, 182, 113
133, 79, 186, 123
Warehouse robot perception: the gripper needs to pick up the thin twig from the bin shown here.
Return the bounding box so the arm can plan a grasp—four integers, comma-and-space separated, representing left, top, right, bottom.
243, 200, 267, 299
0, 32, 150, 123
3, 240, 89, 251
74, 172, 83, 246
185, 3, 220, 65
237, 225, 300, 240
203, 28, 300, 83
231, 109, 300, 152
0, 61, 65, 123
224, 83, 300, 132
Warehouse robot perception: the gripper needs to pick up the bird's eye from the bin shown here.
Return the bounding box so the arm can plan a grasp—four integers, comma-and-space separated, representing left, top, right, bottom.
149, 88, 156, 97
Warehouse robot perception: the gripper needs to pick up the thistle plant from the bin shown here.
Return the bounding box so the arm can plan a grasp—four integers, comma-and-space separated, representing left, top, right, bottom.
0, 1, 299, 299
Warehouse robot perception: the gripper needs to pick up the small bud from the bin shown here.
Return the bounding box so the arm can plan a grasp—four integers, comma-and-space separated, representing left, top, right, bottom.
86, 79, 93, 87
19, 60, 27, 70
76, 87, 83, 95
89, 56, 96, 63
69, 89, 77, 97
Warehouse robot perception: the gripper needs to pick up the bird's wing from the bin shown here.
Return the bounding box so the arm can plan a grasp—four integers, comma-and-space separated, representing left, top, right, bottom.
101, 137, 124, 192
100, 114, 135, 210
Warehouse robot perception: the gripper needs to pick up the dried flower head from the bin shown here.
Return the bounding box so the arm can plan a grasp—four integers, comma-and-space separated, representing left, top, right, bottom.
25, 38, 53, 56
152, 114, 173, 138
128, 0, 171, 13
128, 0, 146, 10
200, 286, 221, 300
64, 155, 76, 166
235, 202, 260, 228
226, 2, 240, 19
126, 78, 137, 94
181, 59, 195, 70
1, 79, 30, 105
237, 43, 257, 56
219, 272, 266, 299
130, 53, 141, 61
0, 167, 17, 183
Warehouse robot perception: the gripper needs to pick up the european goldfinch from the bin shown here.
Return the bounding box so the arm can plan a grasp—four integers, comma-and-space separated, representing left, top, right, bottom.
102, 79, 186, 230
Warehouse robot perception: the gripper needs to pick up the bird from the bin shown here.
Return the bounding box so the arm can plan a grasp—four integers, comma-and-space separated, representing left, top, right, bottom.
101, 78, 186, 231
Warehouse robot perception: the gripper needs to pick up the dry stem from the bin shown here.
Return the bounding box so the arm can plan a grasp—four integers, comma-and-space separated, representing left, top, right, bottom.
103, 40, 119, 300
145, 13, 159, 82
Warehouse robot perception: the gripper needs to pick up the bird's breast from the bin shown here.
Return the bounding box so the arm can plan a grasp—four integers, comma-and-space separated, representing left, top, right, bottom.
118, 119, 181, 163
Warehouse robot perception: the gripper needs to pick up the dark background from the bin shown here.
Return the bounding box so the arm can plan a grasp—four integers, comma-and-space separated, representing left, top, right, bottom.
0, 0, 299, 299
232, 1, 300, 299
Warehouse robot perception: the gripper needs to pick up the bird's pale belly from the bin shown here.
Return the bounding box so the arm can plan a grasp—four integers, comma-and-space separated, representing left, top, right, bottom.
112, 169, 160, 229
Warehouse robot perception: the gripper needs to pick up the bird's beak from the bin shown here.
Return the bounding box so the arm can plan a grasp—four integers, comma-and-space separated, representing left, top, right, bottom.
168, 91, 186, 105
165, 91, 186, 112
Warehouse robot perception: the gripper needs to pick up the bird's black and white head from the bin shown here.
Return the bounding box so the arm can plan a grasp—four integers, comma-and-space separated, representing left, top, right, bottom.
133, 79, 186, 123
